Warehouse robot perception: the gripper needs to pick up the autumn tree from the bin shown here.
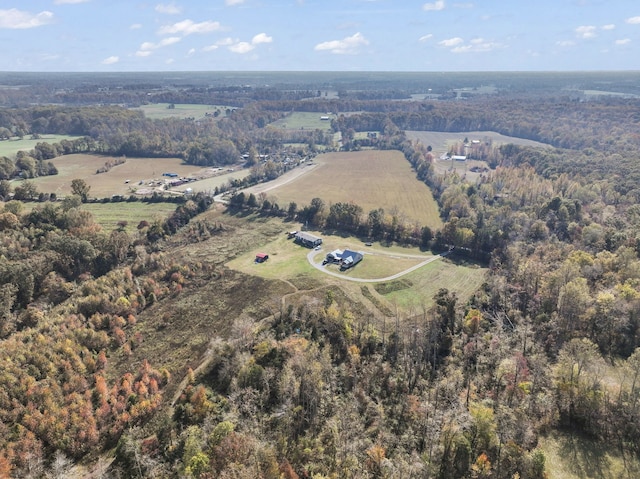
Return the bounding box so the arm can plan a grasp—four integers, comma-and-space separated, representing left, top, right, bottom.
70, 178, 91, 202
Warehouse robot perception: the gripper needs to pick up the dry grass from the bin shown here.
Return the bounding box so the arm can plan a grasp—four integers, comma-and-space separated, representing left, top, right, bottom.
406, 130, 551, 157
27, 154, 204, 197
133, 103, 231, 120
261, 150, 443, 229
269, 112, 336, 131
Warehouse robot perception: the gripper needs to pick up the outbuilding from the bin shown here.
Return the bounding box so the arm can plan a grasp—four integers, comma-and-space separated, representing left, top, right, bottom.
294, 232, 323, 248
255, 253, 269, 263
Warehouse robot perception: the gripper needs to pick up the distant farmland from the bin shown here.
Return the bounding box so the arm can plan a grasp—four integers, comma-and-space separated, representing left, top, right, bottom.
27, 154, 204, 198
270, 112, 336, 131
406, 130, 551, 156
133, 103, 232, 120
0, 135, 81, 158
249, 150, 443, 230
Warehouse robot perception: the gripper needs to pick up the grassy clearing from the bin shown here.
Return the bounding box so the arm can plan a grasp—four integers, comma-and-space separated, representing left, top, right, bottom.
406, 130, 551, 157
81, 202, 178, 232
270, 112, 335, 131
262, 150, 443, 230
133, 103, 231, 120
0, 135, 81, 158
378, 256, 486, 310
26, 154, 203, 197
539, 432, 640, 479
225, 222, 486, 313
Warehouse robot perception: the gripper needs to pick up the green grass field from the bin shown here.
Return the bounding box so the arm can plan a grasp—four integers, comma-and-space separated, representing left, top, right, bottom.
0, 135, 81, 158
378, 256, 486, 310
270, 112, 335, 131
81, 202, 179, 232
133, 103, 232, 120
261, 150, 443, 230
226, 223, 486, 313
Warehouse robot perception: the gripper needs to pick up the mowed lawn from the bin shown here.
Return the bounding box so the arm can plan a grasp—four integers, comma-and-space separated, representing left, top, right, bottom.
226, 227, 487, 313
27, 154, 203, 197
377, 257, 486, 310
265, 150, 443, 230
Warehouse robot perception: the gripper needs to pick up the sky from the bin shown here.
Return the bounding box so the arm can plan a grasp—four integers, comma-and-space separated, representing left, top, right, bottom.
1, 0, 640, 72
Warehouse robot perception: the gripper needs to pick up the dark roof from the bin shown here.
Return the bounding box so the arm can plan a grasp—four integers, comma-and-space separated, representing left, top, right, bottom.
341, 249, 363, 263
295, 232, 322, 243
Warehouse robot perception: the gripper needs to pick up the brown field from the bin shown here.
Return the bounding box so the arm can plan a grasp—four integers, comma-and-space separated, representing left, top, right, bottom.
406, 130, 551, 156
26, 154, 205, 197
247, 150, 443, 230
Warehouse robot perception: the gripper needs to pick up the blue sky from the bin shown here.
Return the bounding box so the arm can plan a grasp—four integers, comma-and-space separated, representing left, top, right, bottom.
1, 0, 640, 71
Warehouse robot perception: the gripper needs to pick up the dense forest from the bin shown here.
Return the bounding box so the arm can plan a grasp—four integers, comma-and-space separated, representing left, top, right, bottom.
2, 72, 640, 477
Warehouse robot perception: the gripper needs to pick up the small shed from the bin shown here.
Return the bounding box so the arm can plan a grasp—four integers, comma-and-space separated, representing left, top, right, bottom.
255, 253, 269, 263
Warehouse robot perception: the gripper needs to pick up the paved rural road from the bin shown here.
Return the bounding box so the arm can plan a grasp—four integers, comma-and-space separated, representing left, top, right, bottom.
307, 249, 450, 283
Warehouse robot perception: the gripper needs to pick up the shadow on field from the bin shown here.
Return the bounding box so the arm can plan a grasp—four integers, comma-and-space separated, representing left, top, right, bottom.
557, 432, 611, 478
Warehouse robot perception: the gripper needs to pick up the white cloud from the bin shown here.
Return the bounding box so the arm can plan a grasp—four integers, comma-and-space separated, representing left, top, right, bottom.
556, 40, 576, 47
203, 44, 219, 52
419, 34, 433, 42
102, 56, 119, 65
452, 38, 501, 53
54, 0, 90, 4
220, 34, 273, 54
575, 25, 597, 39
187, 48, 196, 56
602, 24, 615, 30
155, 3, 182, 15
314, 32, 369, 54
616, 38, 631, 45
166, 58, 175, 64
136, 37, 181, 56
0, 9, 54, 29
436, 36, 501, 53
229, 42, 254, 54
252, 33, 273, 45
626, 16, 640, 24
158, 19, 222, 36
216, 37, 236, 46
423, 1, 445, 11
225, 0, 245, 4
130, 23, 142, 30
438, 37, 464, 47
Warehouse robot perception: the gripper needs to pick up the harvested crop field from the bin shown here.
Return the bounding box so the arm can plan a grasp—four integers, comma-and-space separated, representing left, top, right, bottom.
250, 150, 443, 229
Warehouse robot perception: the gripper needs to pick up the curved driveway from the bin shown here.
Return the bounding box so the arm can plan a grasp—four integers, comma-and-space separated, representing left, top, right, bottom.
307, 248, 450, 283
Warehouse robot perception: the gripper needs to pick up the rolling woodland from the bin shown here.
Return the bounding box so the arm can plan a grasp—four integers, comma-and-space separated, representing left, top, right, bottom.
1, 73, 640, 477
